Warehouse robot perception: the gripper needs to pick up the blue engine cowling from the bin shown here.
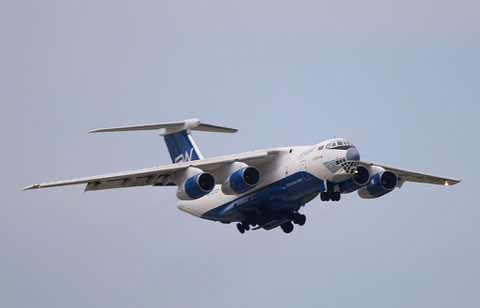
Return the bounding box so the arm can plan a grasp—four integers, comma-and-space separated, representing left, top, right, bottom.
357, 170, 397, 199
221, 166, 260, 195
338, 166, 370, 193
176, 172, 216, 200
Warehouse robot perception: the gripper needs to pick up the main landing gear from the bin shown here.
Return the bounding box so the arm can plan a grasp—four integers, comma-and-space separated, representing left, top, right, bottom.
236, 212, 307, 234
291, 212, 306, 226
281, 222, 294, 233
280, 212, 307, 234
236, 221, 250, 234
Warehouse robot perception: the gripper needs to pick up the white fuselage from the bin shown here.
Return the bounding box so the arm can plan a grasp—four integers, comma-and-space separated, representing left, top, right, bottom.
177, 139, 353, 219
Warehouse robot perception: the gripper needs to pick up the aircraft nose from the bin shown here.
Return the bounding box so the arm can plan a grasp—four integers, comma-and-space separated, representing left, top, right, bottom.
346, 147, 360, 161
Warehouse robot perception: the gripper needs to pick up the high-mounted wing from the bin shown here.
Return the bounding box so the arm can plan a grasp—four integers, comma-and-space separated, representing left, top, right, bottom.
359, 160, 461, 187
23, 150, 277, 192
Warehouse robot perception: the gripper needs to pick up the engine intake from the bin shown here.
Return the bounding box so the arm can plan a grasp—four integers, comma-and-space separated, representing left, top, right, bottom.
338, 166, 370, 193
222, 166, 260, 195
176, 172, 215, 200
358, 170, 397, 199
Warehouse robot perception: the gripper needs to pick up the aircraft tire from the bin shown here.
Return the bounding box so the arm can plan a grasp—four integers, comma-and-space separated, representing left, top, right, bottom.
242, 221, 250, 231
281, 222, 294, 233
298, 214, 306, 226
237, 223, 245, 234
320, 192, 330, 201
332, 192, 341, 201
292, 213, 305, 225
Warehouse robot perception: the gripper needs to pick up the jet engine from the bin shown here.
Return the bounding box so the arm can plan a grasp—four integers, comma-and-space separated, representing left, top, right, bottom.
357, 170, 397, 199
338, 166, 370, 193
222, 166, 260, 195
176, 172, 215, 200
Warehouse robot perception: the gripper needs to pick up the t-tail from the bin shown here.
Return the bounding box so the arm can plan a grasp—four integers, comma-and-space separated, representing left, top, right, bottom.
88, 118, 237, 163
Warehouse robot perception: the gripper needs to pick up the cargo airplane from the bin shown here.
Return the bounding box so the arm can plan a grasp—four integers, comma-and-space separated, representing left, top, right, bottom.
24, 119, 460, 234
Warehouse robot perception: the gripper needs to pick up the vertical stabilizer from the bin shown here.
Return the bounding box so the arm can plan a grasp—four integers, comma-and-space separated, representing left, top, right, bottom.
164, 130, 204, 163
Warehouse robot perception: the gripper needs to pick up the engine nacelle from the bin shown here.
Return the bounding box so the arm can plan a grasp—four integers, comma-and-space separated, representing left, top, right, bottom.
357, 170, 397, 199
176, 172, 215, 200
221, 166, 260, 195
338, 166, 370, 193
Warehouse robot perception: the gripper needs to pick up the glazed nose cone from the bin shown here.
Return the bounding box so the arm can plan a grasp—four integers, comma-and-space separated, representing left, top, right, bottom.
346, 147, 360, 161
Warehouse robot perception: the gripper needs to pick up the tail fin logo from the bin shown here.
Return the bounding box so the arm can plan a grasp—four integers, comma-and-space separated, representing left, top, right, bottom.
175, 148, 194, 163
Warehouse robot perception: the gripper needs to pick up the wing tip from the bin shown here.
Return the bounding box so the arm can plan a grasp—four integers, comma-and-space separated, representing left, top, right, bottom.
88, 128, 104, 133
443, 178, 461, 186
219, 128, 238, 134
446, 179, 461, 186
22, 184, 40, 191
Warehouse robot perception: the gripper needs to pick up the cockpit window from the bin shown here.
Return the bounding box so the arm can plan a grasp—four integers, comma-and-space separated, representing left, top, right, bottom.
326, 139, 355, 150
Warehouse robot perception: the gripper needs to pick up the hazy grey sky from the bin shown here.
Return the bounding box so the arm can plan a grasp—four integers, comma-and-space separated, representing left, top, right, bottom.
2, 0, 479, 307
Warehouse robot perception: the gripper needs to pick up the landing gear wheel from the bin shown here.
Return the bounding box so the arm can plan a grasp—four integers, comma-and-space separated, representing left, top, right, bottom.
332, 192, 341, 201
236, 223, 245, 234
297, 214, 306, 226
242, 221, 250, 231
292, 213, 306, 226
281, 222, 294, 233
320, 192, 331, 201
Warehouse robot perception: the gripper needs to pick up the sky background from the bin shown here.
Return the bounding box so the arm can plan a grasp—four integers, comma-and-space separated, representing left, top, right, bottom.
1, 0, 479, 307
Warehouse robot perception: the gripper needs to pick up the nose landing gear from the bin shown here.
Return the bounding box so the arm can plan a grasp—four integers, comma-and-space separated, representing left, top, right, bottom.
321, 181, 341, 201
320, 191, 341, 201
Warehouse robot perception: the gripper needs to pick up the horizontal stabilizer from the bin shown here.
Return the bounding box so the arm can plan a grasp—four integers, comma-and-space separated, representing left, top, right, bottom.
88, 118, 237, 136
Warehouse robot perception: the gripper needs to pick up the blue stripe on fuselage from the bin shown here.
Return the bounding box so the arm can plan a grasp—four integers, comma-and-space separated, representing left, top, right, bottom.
201, 171, 324, 222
